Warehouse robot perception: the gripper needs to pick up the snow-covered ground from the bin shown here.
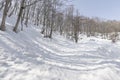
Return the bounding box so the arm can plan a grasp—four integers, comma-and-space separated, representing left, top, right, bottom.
0, 13, 120, 80
0, 25, 120, 80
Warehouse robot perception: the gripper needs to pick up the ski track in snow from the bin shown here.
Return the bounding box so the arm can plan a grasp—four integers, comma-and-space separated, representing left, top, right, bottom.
0, 25, 120, 80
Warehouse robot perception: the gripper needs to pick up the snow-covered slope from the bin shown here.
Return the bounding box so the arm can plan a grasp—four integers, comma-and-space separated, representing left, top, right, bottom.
0, 21, 120, 79
0, 25, 120, 80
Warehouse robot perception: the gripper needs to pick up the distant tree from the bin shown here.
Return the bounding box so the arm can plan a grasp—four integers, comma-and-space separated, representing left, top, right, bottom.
73, 10, 80, 43
56, 12, 64, 35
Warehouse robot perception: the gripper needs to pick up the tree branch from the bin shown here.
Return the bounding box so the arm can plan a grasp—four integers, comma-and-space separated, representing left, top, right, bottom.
24, 0, 42, 8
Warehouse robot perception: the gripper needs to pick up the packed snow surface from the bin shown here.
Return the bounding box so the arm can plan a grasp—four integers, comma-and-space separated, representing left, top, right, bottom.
0, 24, 120, 80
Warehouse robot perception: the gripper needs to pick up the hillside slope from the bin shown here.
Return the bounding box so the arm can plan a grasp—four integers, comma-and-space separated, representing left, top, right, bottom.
0, 26, 120, 80
0, 23, 120, 80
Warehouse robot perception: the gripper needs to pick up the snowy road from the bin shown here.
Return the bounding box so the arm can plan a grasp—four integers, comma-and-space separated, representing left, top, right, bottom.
0, 27, 120, 80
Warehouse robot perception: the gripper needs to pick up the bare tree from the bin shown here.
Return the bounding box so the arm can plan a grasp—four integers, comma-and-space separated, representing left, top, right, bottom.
0, 0, 11, 31
13, 0, 41, 33
73, 10, 80, 43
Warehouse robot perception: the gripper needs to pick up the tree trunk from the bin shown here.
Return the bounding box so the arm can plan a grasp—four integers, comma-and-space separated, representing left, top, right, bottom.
0, 0, 10, 31
13, 0, 25, 32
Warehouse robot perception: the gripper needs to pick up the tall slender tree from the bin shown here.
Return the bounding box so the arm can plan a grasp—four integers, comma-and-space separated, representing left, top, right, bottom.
0, 0, 11, 31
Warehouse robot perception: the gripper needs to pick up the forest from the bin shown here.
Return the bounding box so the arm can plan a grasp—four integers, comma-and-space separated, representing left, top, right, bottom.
0, 0, 120, 43
1, 0, 120, 80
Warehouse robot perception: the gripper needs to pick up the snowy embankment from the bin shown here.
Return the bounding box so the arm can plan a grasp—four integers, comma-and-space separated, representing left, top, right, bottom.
0, 23, 120, 80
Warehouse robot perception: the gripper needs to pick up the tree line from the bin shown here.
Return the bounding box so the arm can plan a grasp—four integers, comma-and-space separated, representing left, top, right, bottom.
0, 0, 120, 43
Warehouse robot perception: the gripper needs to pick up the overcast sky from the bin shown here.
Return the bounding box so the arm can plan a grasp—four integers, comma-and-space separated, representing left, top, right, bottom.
72, 0, 120, 20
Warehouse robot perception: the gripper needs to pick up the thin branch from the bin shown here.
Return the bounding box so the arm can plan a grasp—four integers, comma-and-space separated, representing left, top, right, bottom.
24, 0, 42, 8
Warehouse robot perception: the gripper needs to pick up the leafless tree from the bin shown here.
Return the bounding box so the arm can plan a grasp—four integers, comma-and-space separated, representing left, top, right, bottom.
0, 0, 12, 31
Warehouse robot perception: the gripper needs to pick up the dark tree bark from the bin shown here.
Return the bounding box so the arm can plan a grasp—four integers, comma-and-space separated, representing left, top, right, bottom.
0, 0, 11, 31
